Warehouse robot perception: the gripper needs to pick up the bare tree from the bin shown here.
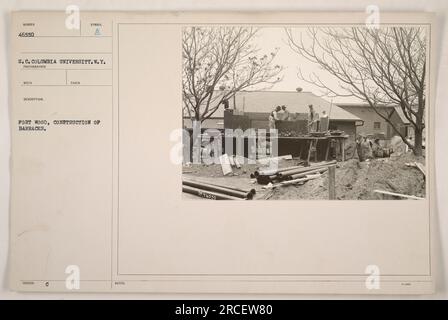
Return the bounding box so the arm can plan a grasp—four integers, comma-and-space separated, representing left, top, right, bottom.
285, 27, 427, 156
183, 27, 283, 124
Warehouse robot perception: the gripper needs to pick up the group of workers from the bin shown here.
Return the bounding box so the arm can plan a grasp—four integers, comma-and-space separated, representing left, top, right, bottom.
269, 104, 329, 132
356, 135, 395, 161
268, 105, 290, 128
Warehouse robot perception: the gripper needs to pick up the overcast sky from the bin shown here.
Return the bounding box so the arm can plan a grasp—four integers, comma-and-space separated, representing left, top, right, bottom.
252, 27, 360, 103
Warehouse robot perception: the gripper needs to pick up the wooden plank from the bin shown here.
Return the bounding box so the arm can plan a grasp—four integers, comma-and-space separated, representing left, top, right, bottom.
233, 156, 242, 169
257, 154, 292, 165
373, 189, 424, 200
228, 155, 235, 167
277, 135, 349, 140
405, 162, 426, 177
414, 162, 426, 176
328, 165, 336, 200
325, 140, 330, 161
288, 167, 328, 180
219, 154, 233, 176
307, 140, 313, 163
279, 173, 321, 186
279, 177, 310, 186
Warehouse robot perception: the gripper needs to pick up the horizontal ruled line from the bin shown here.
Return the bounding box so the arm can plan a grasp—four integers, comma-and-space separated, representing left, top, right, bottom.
30, 35, 112, 38
21, 84, 112, 87
21, 68, 112, 71
20, 52, 112, 54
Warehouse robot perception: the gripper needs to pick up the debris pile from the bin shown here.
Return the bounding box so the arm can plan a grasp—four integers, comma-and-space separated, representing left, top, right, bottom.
182, 151, 425, 200
266, 152, 425, 200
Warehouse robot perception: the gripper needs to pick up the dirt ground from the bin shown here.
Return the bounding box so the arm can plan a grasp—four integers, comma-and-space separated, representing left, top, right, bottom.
182, 159, 295, 200
183, 152, 426, 200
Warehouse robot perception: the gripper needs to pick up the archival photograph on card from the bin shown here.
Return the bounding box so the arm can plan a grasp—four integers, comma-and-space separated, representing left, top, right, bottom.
181, 25, 428, 200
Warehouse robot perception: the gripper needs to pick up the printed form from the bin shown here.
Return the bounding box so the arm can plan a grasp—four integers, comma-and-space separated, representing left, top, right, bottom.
11, 12, 114, 291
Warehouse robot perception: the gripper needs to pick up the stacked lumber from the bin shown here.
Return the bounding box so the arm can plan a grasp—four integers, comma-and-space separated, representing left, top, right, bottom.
253, 160, 337, 186
182, 179, 255, 200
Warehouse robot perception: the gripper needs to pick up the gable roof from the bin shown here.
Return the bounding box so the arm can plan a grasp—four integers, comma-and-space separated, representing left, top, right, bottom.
392, 107, 411, 125
338, 103, 410, 125
213, 91, 360, 121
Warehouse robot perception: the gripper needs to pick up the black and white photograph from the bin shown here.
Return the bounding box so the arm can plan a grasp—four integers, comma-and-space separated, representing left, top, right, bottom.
182, 25, 428, 200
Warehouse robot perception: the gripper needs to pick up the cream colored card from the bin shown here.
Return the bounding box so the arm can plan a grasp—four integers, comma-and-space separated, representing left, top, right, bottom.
9, 11, 436, 294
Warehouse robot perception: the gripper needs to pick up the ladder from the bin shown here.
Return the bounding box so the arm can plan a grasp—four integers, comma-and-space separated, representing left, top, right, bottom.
307, 138, 319, 163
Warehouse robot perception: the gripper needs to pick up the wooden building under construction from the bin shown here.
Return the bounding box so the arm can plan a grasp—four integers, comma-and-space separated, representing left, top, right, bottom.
183, 90, 362, 162
183, 90, 362, 138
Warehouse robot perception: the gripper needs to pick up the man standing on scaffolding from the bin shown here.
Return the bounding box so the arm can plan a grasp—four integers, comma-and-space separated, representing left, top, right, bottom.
308, 104, 319, 132
269, 105, 281, 129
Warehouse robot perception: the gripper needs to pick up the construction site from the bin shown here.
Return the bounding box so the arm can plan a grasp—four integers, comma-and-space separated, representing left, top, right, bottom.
182, 108, 426, 201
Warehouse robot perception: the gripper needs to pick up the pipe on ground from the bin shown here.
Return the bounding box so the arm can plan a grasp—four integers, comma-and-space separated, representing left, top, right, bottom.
286, 167, 329, 180
278, 161, 336, 178
182, 180, 253, 199
254, 165, 303, 177
182, 185, 244, 200
199, 180, 256, 196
